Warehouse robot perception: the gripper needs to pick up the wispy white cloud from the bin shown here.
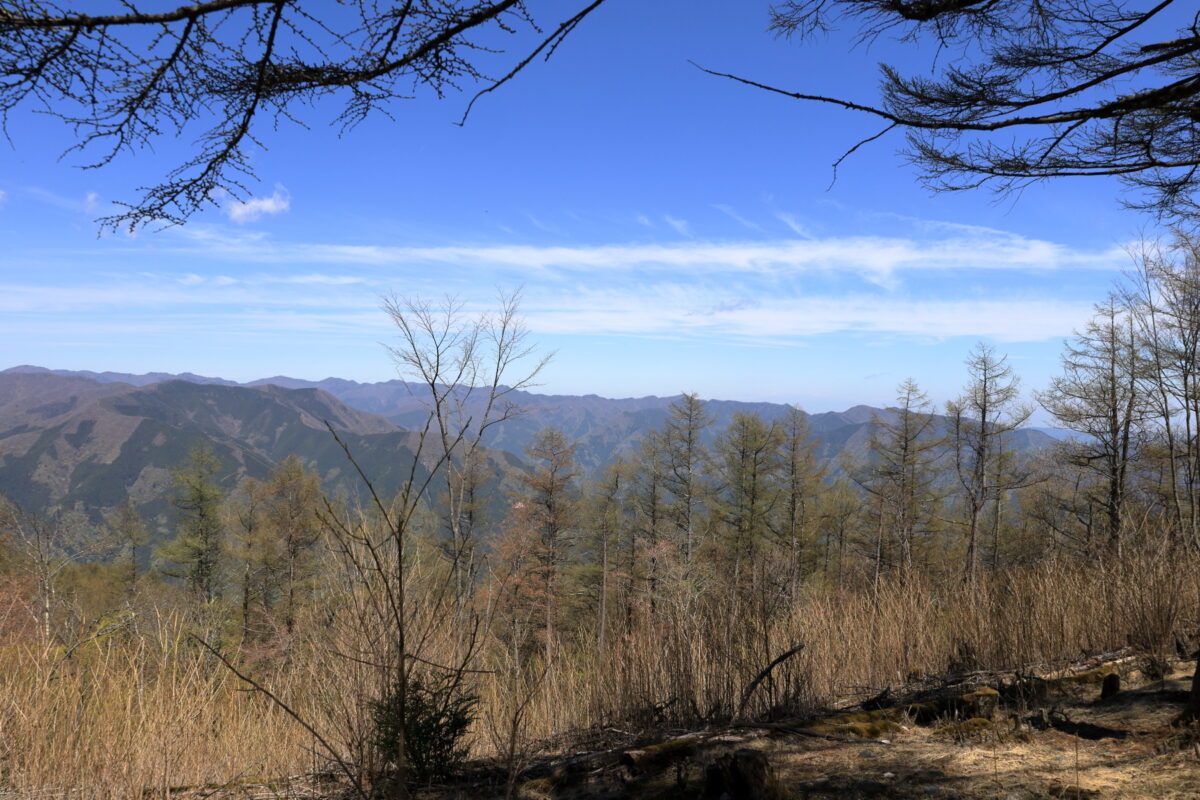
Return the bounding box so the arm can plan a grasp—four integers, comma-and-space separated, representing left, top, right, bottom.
775, 212, 813, 239
277, 273, 369, 285
0, 273, 377, 313
0, 309, 389, 339
153, 226, 1130, 281
0, 189, 7, 208
0, 273, 1091, 343
225, 187, 291, 224
524, 213, 558, 234
519, 288, 1092, 343
163, 270, 369, 288
664, 215, 690, 236
2, 214, 1128, 358
713, 204, 764, 232
26, 186, 97, 214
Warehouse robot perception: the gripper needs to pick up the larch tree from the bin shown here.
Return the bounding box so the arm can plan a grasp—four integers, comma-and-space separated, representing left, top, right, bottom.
105, 498, 149, 598
1126, 237, 1200, 546
814, 477, 860, 591
489, 498, 545, 665
712, 412, 783, 603
260, 455, 324, 635
580, 459, 631, 652
947, 344, 1033, 585
159, 445, 226, 604
1038, 298, 1145, 559
631, 430, 669, 617
225, 475, 271, 641
854, 379, 943, 578
661, 392, 713, 572
519, 427, 577, 667
776, 406, 824, 597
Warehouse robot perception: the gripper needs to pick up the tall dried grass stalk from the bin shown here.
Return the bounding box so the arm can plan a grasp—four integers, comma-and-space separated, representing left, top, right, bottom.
3, 549, 1196, 796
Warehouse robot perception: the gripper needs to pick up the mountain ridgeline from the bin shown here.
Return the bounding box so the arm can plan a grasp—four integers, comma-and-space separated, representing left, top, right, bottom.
0, 369, 524, 530
0, 365, 1058, 530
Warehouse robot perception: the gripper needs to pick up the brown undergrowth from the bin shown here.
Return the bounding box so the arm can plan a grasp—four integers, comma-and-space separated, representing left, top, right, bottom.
2, 551, 1197, 798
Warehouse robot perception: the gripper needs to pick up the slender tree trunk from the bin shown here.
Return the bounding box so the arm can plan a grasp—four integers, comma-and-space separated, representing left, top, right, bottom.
965, 506, 980, 586
872, 503, 884, 606
598, 533, 608, 652
241, 564, 252, 641
836, 522, 846, 593
286, 550, 297, 635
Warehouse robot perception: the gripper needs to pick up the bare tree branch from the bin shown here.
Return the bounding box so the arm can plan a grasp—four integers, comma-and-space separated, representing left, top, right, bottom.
0, 0, 609, 230
722, 0, 1200, 221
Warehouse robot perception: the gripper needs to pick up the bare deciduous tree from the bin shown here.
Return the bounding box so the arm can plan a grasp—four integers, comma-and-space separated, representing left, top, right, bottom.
0, 495, 89, 644
383, 291, 550, 633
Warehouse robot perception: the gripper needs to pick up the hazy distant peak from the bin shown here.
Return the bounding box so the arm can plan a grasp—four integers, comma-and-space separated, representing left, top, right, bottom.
840, 405, 882, 424
2, 364, 53, 374
246, 375, 324, 389
4, 365, 237, 387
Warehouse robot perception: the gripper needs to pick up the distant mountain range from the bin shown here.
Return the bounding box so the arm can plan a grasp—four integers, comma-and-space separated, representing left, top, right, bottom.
0, 368, 524, 532
0, 366, 1062, 529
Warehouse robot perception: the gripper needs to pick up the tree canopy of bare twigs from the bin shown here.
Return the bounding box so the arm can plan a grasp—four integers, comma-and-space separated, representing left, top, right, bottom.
704, 0, 1200, 221
0, 0, 609, 230
382, 291, 550, 616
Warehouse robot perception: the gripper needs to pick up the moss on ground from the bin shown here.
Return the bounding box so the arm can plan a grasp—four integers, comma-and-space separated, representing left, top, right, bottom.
809, 709, 903, 738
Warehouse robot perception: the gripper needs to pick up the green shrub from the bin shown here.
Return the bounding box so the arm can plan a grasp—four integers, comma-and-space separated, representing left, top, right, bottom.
370, 673, 479, 784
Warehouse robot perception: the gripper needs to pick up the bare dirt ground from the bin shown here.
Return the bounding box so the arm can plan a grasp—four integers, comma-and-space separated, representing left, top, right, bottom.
758, 669, 1200, 800
492, 659, 1200, 800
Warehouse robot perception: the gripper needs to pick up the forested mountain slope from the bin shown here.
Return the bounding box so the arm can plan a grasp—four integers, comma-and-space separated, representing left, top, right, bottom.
1, 366, 1058, 529
5, 367, 1060, 476
0, 371, 524, 530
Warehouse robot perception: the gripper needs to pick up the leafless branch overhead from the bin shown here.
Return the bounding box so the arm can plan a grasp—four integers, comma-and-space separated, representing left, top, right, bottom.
722, 0, 1200, 220
0, 0, 610, 230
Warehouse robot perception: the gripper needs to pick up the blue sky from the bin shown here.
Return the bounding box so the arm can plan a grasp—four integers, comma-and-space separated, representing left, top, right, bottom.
0, 1, 1151, 413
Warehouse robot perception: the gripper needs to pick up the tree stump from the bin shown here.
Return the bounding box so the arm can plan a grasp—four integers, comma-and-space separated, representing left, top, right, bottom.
1100, 672, 1120, 701
701, 749, 775, 800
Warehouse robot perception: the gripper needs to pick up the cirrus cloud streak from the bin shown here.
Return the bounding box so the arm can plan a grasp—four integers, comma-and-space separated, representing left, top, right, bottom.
157, 226, 1131, 282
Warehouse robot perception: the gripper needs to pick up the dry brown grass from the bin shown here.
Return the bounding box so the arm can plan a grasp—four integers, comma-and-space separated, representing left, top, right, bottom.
0, 611, 315, 799
2, 549, 1197, 797
500, 550, 1200, 743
